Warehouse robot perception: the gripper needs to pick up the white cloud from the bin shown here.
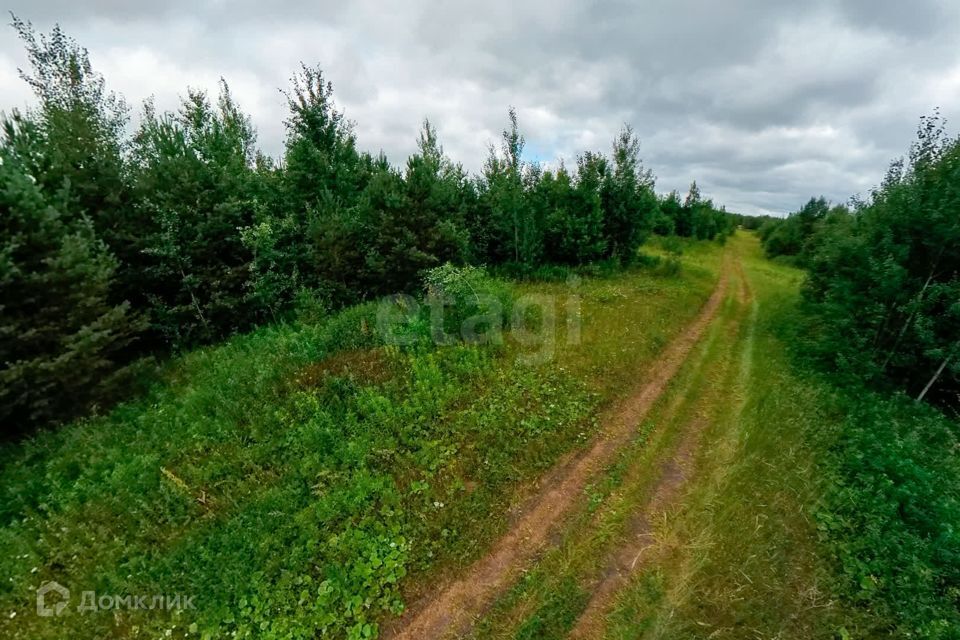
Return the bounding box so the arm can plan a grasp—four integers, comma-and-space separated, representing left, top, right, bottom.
2, 0, 959, 215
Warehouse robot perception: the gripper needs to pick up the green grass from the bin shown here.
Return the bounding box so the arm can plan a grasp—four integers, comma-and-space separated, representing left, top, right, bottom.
604, 233, 960, 640
603, 234, 845, 639
0, 241, 724, 639
467, 235, 747, 640
463, 232, 960, 640
8, 232, 955, 639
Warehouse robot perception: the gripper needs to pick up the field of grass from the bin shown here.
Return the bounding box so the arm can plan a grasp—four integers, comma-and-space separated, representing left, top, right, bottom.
459, 233, 960, 640
8, 232, 955, 639
0, 238, 724, 639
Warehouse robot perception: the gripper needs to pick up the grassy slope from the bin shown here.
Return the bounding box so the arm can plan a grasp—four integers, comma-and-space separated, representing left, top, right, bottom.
0, 238, 723, 639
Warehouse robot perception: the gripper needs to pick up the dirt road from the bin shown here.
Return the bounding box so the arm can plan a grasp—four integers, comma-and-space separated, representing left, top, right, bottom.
386, 254, 735, 640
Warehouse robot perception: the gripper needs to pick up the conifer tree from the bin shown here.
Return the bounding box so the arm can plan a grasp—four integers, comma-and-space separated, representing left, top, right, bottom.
243, 64, 373, 312
0, 113, 144, 435
601, 125, 658, 261
11, 16, 143, 303
482, 108, 541, 267
362, 120, 468, 294
131, 83, 262, 347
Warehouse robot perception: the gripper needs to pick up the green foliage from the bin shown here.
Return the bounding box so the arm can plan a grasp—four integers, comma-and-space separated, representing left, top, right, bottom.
480, 108, 543, 267
600, 125, 659, 262
0, 112, 145, 436
514, 576, 589, 639
650, 206, 675, 237
422, 263, 513, 341
245, 93, 470, 314
761, 178, 960, 636
539, 154, 607, 265
242, 64, 372, 312
760, 196, 834, 264
1, 19, 732, 437
131, 83, 263, 347
477, 115, 664, 270
658, 236, 684, 276
0, 296, 600, 638
0, 228, 724, 639
816, 393, 960, 638
360, 120, 471, 295
729, 212, 772, 231
282, 63, 366, 208
10, 16, 142, 302
655, 183, 732, 241
799, 113, 960, 403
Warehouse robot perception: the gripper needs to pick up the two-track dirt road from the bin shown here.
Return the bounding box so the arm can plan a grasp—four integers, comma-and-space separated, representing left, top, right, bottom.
387, 250, 749, 640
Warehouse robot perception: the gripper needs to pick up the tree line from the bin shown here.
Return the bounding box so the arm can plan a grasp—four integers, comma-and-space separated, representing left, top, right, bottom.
758, 112, 960, 406
0, 19, 733, 436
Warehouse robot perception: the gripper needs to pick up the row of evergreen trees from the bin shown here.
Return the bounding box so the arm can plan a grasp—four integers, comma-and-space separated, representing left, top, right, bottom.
758, 113, 960, 406
1, 20, 733, 435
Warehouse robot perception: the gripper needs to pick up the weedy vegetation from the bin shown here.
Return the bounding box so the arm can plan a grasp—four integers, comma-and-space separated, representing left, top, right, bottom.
2, 14, 960, 640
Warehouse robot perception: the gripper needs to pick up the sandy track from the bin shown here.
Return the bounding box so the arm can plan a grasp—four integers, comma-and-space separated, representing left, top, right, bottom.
385, 256, 732, 640
568, 255, 753, 638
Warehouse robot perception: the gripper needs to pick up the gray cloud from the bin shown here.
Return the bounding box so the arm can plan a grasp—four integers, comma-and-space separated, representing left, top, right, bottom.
2, 0, 959, 215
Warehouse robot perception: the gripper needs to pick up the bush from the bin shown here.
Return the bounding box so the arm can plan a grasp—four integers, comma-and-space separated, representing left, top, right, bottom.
422, 264, 513, 344
799, 115, 960, 404
659, 256, 682, 277
660, 235, 685, 257
816, 393, 960, 638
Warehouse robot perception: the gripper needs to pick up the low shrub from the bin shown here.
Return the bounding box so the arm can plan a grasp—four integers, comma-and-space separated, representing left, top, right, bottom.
422, 264, 513, 343
816, 393, 960, 639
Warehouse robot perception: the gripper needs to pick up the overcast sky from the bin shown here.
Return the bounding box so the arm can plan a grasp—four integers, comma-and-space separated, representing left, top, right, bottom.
2, 1, 959, 215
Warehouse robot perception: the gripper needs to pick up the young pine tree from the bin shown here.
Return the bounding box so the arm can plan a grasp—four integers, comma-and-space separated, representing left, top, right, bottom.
656, 190, 683, 236
676, 180, 700, 237
361, 120, 469, 294
601, 125, 658, 261
131, 83, 262, 348
568, 151, 609, 263
0, 113, 145, 435
243, 64, 373, 312
539, 163, 576, 264
11, 17, 144, 305
481, 108, 541, 267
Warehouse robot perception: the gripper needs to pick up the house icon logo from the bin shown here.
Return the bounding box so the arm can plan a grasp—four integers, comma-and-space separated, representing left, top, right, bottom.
36, 581, 69, 617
